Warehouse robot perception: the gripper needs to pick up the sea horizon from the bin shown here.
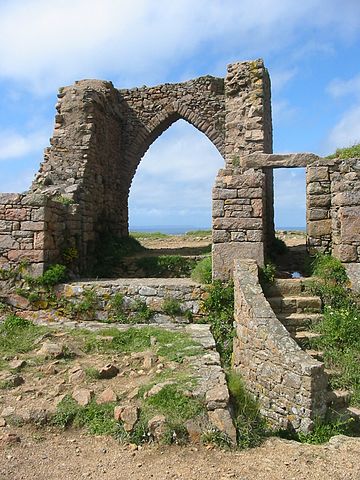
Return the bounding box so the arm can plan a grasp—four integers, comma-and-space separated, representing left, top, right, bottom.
130, 225, 306, 234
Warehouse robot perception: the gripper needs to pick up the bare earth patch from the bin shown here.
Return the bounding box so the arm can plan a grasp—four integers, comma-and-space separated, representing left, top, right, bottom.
1, 429, 359, 480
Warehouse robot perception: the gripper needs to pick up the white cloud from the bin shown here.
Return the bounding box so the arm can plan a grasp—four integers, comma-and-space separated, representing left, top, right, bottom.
271, 69, 297, 93
0, 129, 48, 161
327, 74, 360, 98
129, 120, 224, 225
326, 106, 360, 152
0, 0, 360, 93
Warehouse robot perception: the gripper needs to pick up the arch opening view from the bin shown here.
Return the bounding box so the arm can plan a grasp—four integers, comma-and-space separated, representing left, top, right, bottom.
128, 119, 224, 234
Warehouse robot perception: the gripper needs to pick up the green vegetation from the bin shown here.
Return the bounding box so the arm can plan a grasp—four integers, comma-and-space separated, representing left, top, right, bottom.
52, 396, 122, 436
327, 143, 360, 160
53, 195, 75, 206
259, 261, 276, 286
130, 231, 169, 239
136, 255, 197, 277
201, 281, 234, 366
279, 416, 355, 444
162, 297, 182, 317
71, 326, 204, 363
310, 254, 360, 406
0, 315, 48, 360
191, 257, 212, 284
184, 229, 211, 237
270, 236, 288, 256
129, 300, 154, 323
227, 371, 268, 448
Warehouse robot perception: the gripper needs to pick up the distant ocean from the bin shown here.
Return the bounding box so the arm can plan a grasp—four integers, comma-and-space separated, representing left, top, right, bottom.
130, 225, 306, 234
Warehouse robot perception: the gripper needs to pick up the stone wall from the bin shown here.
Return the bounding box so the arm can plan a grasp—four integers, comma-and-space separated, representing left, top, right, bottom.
212, 60, 273, 279
212, 168, 266, 280
307, 157, 360, 267
0, 193, 71, 276
232, 259, 328, 432
56, 278, 207, 321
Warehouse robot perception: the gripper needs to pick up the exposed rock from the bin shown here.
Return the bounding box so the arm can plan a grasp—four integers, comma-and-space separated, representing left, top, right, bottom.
68, 367, 86, 384
143, 352, 157, 370
9, 359, 27, 371
114, 405, 139, 432
205, 385, 229, 410
4, 374, 24, 388
0, 432, 21, 446
0, 417, 6, 427
1, 406, 15, 419
96, 387, 117, 404
72, 388, 93, 406
42, 363, 59, 375
148, 415, 167, 442
208, 409, 237, 445
98, 364, 119, 379
145, 381, 174, 398
37, 342, 64, 358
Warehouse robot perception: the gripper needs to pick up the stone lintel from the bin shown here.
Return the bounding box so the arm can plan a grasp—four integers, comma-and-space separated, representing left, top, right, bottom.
240, 153, 324, 169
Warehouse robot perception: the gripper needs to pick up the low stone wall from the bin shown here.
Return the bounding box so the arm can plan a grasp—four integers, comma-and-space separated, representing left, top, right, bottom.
56, 278, 207, 321
0, 193, 69, 276
232, 259, 328, 432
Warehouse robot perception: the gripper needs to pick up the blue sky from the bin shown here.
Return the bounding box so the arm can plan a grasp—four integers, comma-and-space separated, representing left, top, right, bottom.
1, 0, 360, 230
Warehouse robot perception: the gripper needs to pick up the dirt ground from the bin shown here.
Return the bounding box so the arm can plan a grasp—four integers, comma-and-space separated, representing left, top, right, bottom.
1, 429, 359, 480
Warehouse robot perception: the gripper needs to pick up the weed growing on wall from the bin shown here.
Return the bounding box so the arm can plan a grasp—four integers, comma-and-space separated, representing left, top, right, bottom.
201, 281, 234, 367
327, 143, 360, 160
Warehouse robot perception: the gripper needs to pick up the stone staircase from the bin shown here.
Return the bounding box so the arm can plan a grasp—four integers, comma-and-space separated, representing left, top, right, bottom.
265, 278, 360, 423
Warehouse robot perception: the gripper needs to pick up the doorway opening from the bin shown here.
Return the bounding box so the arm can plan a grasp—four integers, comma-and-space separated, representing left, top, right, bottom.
272, 167, 308, 277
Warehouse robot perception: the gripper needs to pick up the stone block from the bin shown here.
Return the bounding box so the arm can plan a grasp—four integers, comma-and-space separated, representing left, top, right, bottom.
333, 244, 358, 262
21, 221, 46, 231
340, 207, 360, 243
307, 219, 331, 237
213, 242, 264, 281
306, 166, 329, 183
212, 230, 230, 243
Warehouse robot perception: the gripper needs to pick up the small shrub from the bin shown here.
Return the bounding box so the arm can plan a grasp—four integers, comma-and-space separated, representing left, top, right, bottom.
327, 143, 360, 160
37, 264, 67, 287
201, 428, 232, 449
259, 262, 276, 285
270, 237, 288, 256
202, 281, 234, 366
137, 255, 196, 278
162, 297, 182, 317
131, 300, 153, 322
191, 257, 212, 284
312, 254, 348, 285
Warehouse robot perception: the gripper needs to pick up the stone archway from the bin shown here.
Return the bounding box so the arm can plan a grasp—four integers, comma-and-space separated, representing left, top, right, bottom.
0, 59, 274, 276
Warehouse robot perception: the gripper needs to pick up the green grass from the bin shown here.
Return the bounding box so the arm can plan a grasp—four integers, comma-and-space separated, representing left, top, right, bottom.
191, 257, 212, 284
0, 314, 49, 360
162, 297, 182, 317
184, 230, 211, 237
136, 255, 197, 277
201, 281, 235, 366
327, 143, 360, 160
52, 396, 122, 436
308, 254, 360, 407
227, 371, 268, 448
70, 326, 204, 362
130, 231, 170, 239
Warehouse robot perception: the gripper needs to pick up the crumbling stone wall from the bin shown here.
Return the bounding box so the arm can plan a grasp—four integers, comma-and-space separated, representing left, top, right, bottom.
0, 59, 274, 275
0, 193, 73, 276
232, 259, 328, 432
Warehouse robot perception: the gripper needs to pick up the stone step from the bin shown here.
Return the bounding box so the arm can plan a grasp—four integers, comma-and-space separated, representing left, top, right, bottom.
305, 349, 324, 362
292, 330, 321, 349
277, 313, 323, 332
265, 278, 311, 297
326, 389, 351, 410
346, 406, 360, 422
267, 296, 322, 314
